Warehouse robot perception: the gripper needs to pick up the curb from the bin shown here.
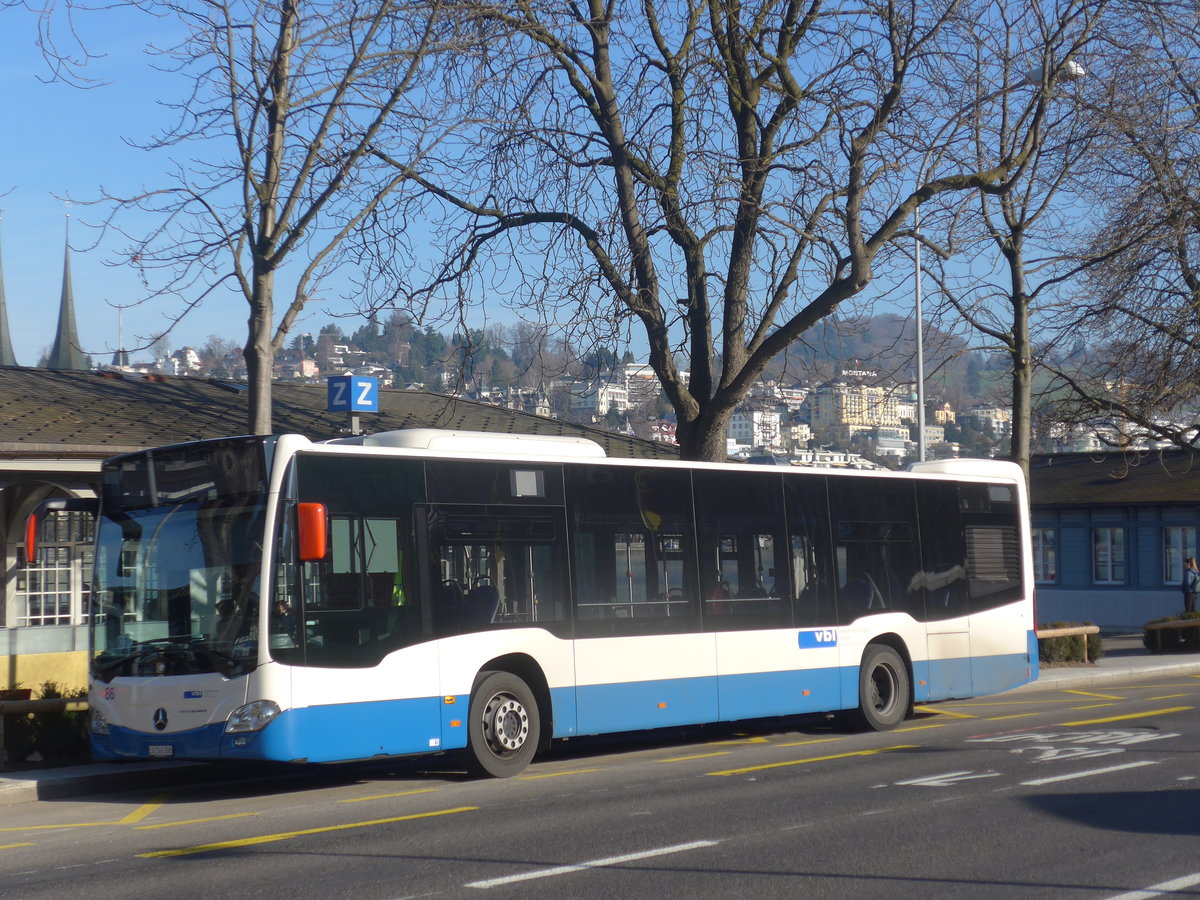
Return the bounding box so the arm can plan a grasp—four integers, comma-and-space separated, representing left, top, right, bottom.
0, 760, 209, 805
1008, 659, 1200, 693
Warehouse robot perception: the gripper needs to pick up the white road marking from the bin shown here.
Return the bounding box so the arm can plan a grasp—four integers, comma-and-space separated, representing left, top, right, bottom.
895, 770, 1002, 787
1020, 760, 1158, 786
464, 840, 719, 889
1104, 871, 1200, 899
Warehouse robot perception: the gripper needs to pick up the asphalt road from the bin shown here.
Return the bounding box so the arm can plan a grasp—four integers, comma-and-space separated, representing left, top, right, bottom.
3, 673, 1199, 900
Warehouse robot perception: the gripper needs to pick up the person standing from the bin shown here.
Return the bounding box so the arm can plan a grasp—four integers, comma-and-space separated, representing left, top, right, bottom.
1182, 557, 1200, 614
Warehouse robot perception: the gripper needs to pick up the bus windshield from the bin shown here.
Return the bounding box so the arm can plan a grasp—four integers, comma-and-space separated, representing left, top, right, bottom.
90, 438, 269, 682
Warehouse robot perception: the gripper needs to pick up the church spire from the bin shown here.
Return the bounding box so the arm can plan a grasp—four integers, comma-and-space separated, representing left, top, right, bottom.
47, 217, 88, 371
0, 218, 17, 367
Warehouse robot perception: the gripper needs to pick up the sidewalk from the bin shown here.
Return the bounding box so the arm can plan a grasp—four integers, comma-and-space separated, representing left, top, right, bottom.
5, 636, 1200, 806
1010, 632, 1200, 692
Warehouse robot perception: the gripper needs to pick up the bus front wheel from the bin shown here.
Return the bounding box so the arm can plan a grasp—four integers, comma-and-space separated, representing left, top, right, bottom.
856, 644, 909, 731
463, 670, 540, 777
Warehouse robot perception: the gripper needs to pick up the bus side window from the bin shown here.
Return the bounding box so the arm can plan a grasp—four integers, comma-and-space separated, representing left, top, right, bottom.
566, 465, 700, 636
426, 508, 568, 637
784, 474, 836, 628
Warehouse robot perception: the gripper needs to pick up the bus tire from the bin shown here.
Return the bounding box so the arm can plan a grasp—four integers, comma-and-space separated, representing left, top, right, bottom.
856, 644, 909, 731
463, 670, 540, 778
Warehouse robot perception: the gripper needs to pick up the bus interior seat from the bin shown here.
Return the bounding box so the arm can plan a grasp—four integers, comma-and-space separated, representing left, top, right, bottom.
461, 584, 500, 626
323, 572, 361, 610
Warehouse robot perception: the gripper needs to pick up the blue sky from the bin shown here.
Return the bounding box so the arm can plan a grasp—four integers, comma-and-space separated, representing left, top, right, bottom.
0, 6, 370, 366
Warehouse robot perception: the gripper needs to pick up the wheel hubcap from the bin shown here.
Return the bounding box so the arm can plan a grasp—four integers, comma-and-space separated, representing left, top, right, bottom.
483, 691, 529, 754
870, 664, 897, 714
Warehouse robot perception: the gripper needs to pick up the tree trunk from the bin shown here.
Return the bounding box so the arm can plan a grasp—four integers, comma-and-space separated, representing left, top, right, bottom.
676, 406, 734, 462
1008, 243, 1032, 486
245, 268, 275, 435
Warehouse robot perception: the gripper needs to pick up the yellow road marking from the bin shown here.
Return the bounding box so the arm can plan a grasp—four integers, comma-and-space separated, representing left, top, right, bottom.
986, 713, 1040, 721
136, 813, 260, 830
708, 744, 916, 777
778, 737, 846, 748
1064, 690, 1124, 700
1060, 706, 1194, 727
340, 788, 438, 803
709, 736, 770, 745
0, 822, 111, 833
1069, 703, 1117, 710
1145, 693, 1191, 701
0, 843, 35, 850
913, 706, 975, 719
518, 769, 599, 780
895, 722, 950, 732
138, 807, 479, 858
120, 792, 173, 825
658, 752, 731, 762
931, 698, 1087, 707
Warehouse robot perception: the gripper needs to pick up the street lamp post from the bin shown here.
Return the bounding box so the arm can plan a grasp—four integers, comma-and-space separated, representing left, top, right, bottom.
910, 59, 1085, 465
914, 203, 927, 462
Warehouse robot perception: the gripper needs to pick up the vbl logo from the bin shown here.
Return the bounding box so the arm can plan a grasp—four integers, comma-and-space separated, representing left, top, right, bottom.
798, 628, 838, 649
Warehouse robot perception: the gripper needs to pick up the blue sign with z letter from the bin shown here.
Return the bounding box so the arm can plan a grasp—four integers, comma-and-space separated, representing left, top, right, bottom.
327, 375, 379, 412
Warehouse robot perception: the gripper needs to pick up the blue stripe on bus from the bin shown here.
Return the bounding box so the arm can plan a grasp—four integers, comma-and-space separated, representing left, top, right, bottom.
92, 652, 1033, 763
974, 647, 1036, 697
717, 666, 844, 720
575, 676, 719, 734
248, 696, 445, 762
92, 721, 227, 761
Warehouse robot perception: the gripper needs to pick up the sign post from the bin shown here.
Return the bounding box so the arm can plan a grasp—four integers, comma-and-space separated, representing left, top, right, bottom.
327, 375, 379, 435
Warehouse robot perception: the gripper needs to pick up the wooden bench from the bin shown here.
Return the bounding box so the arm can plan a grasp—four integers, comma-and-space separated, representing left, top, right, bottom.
1036, 624, 1100, 663
1143, 617, 1200, 653
0, 698, 87, 768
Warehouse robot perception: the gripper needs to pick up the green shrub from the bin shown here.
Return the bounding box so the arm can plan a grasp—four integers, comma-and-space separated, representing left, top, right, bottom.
1038, 622, 1104, 663
2, 709, 36, 764
32, 681, 89, 761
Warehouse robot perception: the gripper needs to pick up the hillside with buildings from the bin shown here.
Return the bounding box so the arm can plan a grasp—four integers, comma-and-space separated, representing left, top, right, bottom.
6, 247, 1164, 467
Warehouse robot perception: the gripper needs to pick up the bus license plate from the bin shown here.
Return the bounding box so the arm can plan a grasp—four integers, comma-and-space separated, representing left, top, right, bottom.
148, 745, 175, 758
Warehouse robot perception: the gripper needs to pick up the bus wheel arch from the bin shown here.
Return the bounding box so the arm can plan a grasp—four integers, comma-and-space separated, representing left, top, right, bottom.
855, 638, 912, 731
462, 655, 550, 777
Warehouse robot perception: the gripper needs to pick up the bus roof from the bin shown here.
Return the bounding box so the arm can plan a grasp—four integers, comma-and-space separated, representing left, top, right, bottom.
336, 428, 608, 459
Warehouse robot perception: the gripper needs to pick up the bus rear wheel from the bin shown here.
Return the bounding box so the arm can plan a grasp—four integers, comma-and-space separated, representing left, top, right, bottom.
463, 670, 540, 777
856, 644, 909, 731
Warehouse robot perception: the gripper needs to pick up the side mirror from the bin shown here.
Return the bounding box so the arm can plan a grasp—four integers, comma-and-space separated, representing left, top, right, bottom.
297, 503, 327, 561
25, 497, 99, 565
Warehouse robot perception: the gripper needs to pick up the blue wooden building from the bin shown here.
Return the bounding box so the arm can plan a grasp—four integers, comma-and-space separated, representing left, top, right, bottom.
1031, 451, 1200, 630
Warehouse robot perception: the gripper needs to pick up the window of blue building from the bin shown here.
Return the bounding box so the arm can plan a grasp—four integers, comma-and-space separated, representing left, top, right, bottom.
1162, 526, 1196, 585
1033, 527, 1057, 583
1092, 527, 1126, 585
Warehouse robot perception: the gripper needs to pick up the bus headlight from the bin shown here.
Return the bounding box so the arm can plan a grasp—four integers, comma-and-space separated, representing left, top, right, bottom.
90, 709, 109, 735
225, 700, 281, 734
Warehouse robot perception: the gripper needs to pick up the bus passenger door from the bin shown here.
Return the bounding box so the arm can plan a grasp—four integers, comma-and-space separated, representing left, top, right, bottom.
962, 482, 1027, 695
572, 529, 715, 734
567, 465, 716, 736
917, 482, 972, 701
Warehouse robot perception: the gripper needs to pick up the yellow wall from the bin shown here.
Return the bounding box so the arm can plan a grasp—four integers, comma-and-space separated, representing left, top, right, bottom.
1, 651, 89, 695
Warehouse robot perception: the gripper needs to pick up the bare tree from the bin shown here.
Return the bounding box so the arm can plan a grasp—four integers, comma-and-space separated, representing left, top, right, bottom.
363, 0, 1096, 460
90, 0, 456, 433
921, 0, 1104, 478
1043, 4, 1200, 452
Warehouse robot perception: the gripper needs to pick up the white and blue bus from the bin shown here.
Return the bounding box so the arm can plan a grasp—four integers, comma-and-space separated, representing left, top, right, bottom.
72, 429, 1035, 777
